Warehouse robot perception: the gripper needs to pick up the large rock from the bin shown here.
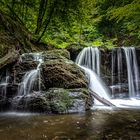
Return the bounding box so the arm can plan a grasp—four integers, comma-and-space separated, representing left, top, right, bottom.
0, 48, 90, 113
43, 49, 70, 60
12, 61, 38, 83
42, 59, 88, 89
13, 88, 93, 113
66, 43, 86, 61
0, 84, 18, 111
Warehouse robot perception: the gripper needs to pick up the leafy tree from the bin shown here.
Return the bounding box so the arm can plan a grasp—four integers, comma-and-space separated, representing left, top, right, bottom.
0, 0, 140, 48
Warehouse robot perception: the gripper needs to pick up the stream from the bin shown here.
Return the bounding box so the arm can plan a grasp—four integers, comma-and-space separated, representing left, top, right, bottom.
0, 109, 140, 140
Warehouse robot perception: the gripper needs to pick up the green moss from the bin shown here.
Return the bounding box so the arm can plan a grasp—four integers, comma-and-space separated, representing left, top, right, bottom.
45, 88, 73, 113
42, 60, 87, 89
43, 49, 70, 60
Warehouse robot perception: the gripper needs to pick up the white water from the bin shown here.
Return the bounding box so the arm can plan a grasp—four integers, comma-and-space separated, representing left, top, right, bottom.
81, 66, 111, 105
111, 47, 140, 97
20, 52, 43, 62
0, 76, 9, 99
82, 66, 140, 108
81, 66, 111, 100
16, 53, 43, 97
76, 47, 100, 75
111, 48, 123, 95
76, 47, 140, 109
18, 70, 39, 96
123, 47, 140, 97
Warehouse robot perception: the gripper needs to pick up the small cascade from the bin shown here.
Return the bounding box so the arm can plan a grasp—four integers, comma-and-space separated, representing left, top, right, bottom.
0, 74, 10, 100
111, 48, 123, 96
111, 47, 140, 98
19, 53, 43, 96
12, 53, 43, 108
81, 66, 111, 105
123, 47, 140, 97
20, 53, 43, 62
18, 70, 39, 96
76, 47, 100, 75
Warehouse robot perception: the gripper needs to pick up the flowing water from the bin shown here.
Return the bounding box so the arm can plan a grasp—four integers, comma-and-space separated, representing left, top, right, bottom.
80, 66, 111, 105
76, 47, 100, 75
0, 109, 140, 140
18, 53, 43, 96
0, 48, 140, 139
111, 47, 140, 97
12, 53, 43, 108
76, 47, 140, 108
0, 75, 9, 100
111, 48, 123, 95
123, 47, 140, 97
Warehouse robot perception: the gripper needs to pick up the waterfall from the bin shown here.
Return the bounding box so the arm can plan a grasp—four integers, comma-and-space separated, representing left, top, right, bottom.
18, 70, 39, 96
20, 53, 43, 62
111, 47, 140, 97
18, 53, 43, 96
76, 47, 100, 75
0, 74, 10, 100
111, 48, 123, 96
76, 47, 140, 108
81, 66, 111, 105
75, 47, 110, 105
123, 47, 140, 97
12, 53, 43, 109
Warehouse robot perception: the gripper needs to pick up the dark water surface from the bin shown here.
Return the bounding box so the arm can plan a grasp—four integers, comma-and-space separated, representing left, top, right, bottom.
0, 109, 140, 140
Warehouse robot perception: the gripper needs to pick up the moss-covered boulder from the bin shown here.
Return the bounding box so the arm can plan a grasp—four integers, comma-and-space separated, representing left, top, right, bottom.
13, 88, 93, 113
42, 59, 88, 89
43, 49, 70, 60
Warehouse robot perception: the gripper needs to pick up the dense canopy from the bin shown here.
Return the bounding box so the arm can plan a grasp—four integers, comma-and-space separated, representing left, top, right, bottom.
0, 0, 140, 48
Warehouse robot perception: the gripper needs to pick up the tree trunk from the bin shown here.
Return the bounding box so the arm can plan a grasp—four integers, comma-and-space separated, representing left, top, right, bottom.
89, 90, 115, 107
0, 50, 19, 70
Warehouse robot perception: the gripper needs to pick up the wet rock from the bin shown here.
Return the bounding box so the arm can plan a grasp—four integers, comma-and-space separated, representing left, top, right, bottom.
13, 93, 50, 113
68, 88, 93, 112
13, 61, 38, 83
42, 59, 88, 89
66, 43, 86, 61
13, 88, 93, 114
0, 98, 11, 111
43, 49, 70, 60
0, 83, 18, 111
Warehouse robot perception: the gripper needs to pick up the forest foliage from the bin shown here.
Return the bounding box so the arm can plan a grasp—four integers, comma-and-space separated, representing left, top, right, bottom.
0, 0, 140, 48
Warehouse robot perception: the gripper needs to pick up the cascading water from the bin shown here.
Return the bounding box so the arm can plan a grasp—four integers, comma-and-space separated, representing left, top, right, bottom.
76, 47, 100, 75
76, 47, 140, 108
12, 53, 43, 107
111, 48, 123, 96
18, 53, 43, 96
123, 47, 140, 97
80, 66, 111, 105
111, 47, 140, 98
0, 76, 9, 100
76, 47, 111, 105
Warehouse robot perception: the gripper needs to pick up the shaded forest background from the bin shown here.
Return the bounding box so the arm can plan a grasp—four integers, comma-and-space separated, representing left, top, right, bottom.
0, 0, 140, 49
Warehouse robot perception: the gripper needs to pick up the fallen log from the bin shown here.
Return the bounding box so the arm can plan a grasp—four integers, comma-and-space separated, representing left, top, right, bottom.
0, 49, 19, 70
89, 89, 115, 107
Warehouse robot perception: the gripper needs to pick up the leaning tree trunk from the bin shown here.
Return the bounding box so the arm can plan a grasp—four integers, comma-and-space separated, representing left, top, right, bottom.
0, 49, 19, 70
